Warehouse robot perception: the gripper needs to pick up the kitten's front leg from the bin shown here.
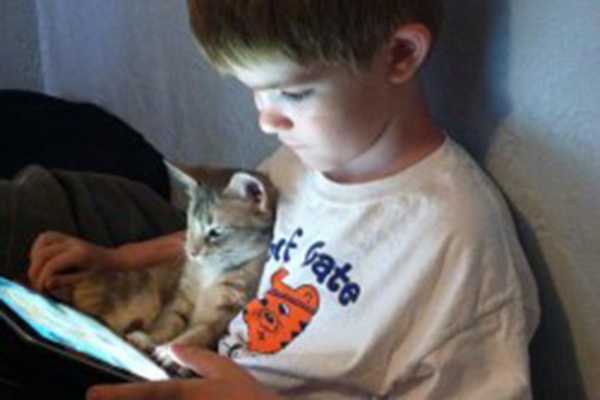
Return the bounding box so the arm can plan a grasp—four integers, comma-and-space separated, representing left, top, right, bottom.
125, 331, 156, 354
125, 313, 185, 354
153, 323, 220, 375
125, 296, 191, 354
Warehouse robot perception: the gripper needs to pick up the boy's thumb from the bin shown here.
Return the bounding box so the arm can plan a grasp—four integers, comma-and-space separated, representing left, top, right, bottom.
171, 345, 231, 378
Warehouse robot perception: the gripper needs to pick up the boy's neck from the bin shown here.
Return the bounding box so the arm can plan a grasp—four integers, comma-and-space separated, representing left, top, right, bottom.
325, 79, 445, 184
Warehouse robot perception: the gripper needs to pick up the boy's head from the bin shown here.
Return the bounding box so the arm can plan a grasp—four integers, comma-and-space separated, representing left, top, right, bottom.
187, 0, 443, 74
187, 1, 445, 181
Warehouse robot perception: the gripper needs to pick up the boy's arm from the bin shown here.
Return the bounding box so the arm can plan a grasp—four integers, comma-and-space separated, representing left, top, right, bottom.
87, 346, 281, 400
387, 300, 536, 399
113, 230, 187, 271
28, 230, 187, 292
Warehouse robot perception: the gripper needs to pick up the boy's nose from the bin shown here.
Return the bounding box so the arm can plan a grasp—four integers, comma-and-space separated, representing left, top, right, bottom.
259, 111, 293, 134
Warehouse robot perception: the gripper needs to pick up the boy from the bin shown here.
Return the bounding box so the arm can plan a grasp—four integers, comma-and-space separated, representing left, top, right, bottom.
30, 0, 540, 399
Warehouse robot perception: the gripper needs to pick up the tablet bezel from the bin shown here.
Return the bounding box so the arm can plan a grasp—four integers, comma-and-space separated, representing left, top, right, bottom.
0, 283, 171, 383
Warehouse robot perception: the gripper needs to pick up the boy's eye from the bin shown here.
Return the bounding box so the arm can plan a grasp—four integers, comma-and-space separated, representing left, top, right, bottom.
280, 89, 313, 102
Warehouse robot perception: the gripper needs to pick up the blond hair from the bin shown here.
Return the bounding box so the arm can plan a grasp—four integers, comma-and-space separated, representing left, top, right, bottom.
187, 0, 444, 73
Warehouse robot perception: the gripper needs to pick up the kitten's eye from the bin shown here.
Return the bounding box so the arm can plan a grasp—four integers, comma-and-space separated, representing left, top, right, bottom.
206, 228, 222, 244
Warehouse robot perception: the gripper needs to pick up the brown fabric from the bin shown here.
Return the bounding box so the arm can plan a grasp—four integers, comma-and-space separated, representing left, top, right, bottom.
0, 90, 171, 201
0, 165, 185, 280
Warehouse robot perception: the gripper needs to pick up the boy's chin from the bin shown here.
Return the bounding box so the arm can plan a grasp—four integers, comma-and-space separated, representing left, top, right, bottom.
294, 154, 333, 173
301, 160, 347, 178
287, 147, 349, 174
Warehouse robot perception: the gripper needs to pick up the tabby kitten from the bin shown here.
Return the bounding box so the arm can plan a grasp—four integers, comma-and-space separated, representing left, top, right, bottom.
68, 163, 275, 372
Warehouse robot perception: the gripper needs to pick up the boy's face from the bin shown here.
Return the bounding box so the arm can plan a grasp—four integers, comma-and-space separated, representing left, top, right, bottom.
230, 55, 399, 177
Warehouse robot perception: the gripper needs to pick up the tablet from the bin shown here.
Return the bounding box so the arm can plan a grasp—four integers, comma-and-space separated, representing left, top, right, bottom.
0, 276, 170, 391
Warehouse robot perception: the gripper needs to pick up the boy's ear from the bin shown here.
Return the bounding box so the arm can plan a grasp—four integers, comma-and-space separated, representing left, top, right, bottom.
223, 172, 271, 213
385, 23, 432, 85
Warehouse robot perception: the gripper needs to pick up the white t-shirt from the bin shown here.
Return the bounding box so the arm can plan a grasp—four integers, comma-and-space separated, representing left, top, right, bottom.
218, 135, 540, 399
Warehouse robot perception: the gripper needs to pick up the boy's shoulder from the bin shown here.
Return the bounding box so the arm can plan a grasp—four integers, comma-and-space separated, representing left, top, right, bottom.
405, 136, 516, 241
258, 137, 515, 240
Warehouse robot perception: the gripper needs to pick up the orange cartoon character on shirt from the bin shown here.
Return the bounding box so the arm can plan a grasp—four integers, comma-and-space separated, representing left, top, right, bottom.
243, 268, 320, 354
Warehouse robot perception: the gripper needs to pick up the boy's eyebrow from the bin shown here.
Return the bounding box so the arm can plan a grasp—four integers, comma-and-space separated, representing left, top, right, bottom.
249, 69, 325, 91
250, 81, 287, 91
250, 78, 307, 91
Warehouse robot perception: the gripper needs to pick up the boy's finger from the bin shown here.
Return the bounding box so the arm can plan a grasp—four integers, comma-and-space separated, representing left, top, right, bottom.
29, 231, 65, 256
48, 270, 90, 289
28, 234, 55, 280
172, 345, 237, 378
28, 243, 67, 283
37, 252, 81, 292
28, 231, 67, 281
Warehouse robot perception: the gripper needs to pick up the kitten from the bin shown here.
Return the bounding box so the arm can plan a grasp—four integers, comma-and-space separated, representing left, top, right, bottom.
67, 164, 276, 373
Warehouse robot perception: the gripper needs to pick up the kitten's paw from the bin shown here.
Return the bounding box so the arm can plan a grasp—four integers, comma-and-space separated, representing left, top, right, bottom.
153, 343, 172, 361
125, 331, 155, 353
152, 344, 195, 377
153, 343, 179, 369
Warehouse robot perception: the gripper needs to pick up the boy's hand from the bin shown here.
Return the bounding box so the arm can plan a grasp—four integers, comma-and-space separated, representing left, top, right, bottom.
28, 231, 116, 292
86, 346, 281, 400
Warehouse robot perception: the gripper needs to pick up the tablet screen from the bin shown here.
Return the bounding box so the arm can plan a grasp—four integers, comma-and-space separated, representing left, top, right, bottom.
0, 277, 169, 381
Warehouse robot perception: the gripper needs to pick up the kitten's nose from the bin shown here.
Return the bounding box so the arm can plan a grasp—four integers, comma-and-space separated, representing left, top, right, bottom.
190, 243, 202, 256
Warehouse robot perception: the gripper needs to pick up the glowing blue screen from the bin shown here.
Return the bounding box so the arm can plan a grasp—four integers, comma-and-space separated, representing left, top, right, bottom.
0, 277, 168, 381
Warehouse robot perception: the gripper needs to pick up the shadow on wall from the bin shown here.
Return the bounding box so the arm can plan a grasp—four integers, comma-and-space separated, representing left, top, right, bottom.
513, 205, 586, 400
423, 1, 587, 398
423, 0, 511, 158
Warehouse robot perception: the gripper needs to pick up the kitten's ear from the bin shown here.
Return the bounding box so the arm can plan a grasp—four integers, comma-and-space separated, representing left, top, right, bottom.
164, 160, 198, 200
223, 172, 271, 213
164, 160, 218, 212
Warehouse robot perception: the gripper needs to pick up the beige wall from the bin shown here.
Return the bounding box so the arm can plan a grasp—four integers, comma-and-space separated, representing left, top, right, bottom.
0, 0, 42, 90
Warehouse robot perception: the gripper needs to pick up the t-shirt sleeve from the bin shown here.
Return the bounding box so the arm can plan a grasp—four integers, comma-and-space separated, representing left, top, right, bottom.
365, 181, 540, 398
378, 200, 540, 399
387, 299, 535, 399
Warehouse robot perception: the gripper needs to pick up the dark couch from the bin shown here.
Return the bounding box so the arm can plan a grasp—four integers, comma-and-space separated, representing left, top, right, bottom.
0, 90, 173, 399
0, 90, 170, 200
